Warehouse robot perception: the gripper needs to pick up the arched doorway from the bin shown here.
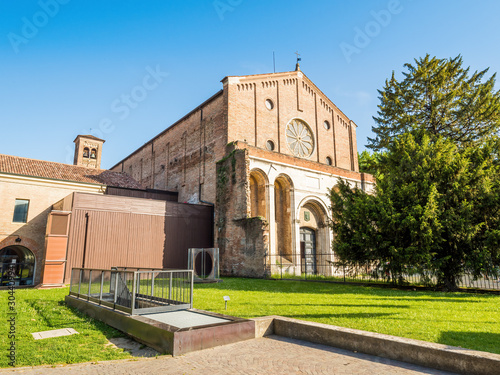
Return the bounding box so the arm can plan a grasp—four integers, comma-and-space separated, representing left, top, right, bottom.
298, 200, 331, 276
274, 175, 294, 263
300, 227, 316, 274
249, 169, 268, 219
0, 246, 35, 286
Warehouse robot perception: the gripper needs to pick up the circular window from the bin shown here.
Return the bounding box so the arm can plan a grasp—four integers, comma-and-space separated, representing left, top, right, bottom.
266, 140, 275, 151
286, 118, 314, 158
326, 156, 332, 165
265, 99, 274, 110
324, 120, 330, 130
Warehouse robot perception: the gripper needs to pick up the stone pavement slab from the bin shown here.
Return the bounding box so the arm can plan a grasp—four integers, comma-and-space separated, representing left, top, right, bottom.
1, 335, 457, 375
30, 328, 78, 340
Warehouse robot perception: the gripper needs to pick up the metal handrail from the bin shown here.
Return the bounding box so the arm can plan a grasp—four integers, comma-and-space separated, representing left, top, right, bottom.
69, 267, 194, 315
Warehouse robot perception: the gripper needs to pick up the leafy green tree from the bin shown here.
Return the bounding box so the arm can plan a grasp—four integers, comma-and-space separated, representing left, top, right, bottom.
369, 55, 500, 151
358, 150, 379, 175
330, 133, 500, 290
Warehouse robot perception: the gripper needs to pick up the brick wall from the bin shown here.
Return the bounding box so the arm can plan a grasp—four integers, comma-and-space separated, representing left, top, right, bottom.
111, 92, 227, 204
225, 71, 360, 172
233, 141, 373, 184
215, 146, 269, 277
112, 71, 367, 205
108, 71, 372, 278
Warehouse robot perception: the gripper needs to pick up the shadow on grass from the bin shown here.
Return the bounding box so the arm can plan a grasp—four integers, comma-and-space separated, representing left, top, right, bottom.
26, 299, 124, 339
365, 297, 483, 303
25, 298, 163, 361
238, 302, 411, 309
439, 331, 500, 355
287, 312, 396, 320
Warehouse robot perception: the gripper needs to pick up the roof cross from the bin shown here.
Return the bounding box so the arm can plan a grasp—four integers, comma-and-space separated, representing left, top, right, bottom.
295, 51, 301, 71
295, 51, 301, 62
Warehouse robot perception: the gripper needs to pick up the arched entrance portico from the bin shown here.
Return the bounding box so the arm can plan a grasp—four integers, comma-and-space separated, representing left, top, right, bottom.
249, 169, 268, 219
298, 199, 332, 276
0, 245, 36, 286
300, 227, 316, 274
274, 175, 294, 264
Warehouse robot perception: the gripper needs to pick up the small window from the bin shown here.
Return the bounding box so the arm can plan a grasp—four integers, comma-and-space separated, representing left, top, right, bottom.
265, 99, 274, 110
325, 156, 332, 166
266, 140, 275, 151
83, 147, 90, 158
13, 199, 29, 223
90, 149, 97, 159
324, 120, 331, 130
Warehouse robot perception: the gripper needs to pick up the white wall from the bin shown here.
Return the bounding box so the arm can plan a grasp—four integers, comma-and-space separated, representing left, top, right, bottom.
249, 155, 375, 275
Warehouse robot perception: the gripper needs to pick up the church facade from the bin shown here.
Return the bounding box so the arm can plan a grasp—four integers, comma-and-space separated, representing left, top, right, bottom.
111, 69, 374, 278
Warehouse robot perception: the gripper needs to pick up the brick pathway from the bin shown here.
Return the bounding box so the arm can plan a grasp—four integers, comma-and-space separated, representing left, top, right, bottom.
2, 336, 456, 375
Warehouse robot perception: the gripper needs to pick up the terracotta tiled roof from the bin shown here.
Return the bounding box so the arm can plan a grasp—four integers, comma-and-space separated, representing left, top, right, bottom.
0, 154, 141, 189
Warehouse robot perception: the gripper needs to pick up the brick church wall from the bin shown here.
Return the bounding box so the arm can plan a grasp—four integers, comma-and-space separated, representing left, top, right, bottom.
111, 91, 228, 204
112, 71, 362, 207
109, 71, 370, 278
224, 71, 359, 172
215, 145, 269, 277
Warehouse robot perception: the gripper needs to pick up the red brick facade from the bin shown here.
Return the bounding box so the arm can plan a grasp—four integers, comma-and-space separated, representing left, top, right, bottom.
111, 70, 373, 277
111, 70, 365, 201
224, 71, 358, 172
111, 91, 227, 204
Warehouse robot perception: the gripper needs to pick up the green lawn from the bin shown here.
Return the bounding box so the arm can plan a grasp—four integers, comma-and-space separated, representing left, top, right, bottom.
0, 287, 132, 368
1, 278, 499, 368
193, 278, 500, 355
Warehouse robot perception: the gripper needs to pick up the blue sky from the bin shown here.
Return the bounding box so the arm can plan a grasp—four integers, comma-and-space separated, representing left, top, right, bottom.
1, 0, 500, 169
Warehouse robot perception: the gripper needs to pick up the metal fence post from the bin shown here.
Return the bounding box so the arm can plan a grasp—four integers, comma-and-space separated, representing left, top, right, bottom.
78, 269, 82, 296
87, 270, 92, 301
136, 273, 141, 297
169, 272, 172, 301
99, 270, 104, 304
131, 271, 137, 315
190, 270, 194, 308
113, 270, 118, 308
69, 268, 74, 294
151, 272, 155, 299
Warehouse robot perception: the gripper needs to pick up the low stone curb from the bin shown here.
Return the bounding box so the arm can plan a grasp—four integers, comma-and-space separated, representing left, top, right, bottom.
253, 315, 500, 375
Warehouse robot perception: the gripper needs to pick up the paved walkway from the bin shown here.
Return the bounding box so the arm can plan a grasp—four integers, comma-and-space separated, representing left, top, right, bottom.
2, 336, 456, 375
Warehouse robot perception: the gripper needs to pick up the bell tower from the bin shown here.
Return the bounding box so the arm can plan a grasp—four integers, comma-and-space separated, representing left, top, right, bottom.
73, 135, 105, 169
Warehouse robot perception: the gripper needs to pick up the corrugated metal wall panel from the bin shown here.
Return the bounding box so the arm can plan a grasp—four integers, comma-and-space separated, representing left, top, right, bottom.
126, 214, 164, 268
64, 194, 214, 282
64, 209, 85, 281
73, 192, 167, 216
163, 205, 214, 269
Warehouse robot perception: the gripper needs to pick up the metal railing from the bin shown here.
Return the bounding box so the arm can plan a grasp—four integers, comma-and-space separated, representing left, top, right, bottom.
267, 254, 500, 291
69, 268, 194, 315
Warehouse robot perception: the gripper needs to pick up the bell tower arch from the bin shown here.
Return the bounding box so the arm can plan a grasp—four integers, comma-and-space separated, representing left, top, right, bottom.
73, 135, 105, 169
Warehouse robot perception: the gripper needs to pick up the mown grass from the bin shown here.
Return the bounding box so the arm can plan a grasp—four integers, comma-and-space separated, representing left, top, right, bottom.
193, 278, 500, 355
0, 287, 133, 368
0, 278, 499, 368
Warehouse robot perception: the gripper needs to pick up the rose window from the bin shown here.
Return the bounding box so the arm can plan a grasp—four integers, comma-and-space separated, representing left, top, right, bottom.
286, 119, 314, 158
